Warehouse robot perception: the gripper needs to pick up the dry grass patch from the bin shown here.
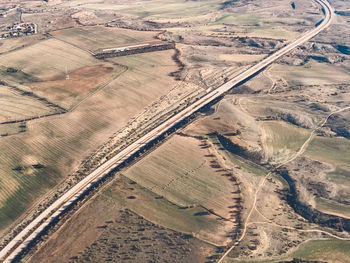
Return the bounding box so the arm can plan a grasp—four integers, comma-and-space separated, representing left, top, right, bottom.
219, 54, 266, 64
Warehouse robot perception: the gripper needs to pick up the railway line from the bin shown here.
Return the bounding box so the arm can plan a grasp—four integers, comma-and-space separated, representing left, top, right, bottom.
0, 0, 333, 261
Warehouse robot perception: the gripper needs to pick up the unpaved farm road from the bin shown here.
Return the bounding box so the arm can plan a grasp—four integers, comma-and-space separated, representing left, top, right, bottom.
0, 0, 333, 262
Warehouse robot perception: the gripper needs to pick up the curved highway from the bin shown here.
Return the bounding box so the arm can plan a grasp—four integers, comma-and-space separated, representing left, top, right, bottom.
0, 0, 333, 262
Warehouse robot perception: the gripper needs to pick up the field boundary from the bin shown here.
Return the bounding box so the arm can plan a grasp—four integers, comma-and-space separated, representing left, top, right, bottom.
0, 83, 67, 126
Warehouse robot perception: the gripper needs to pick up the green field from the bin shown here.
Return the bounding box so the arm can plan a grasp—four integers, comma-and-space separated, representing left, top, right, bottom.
212, 14, 261, 26
270, 63, 350, 86
305, 136, 350, 215
224, 239, 350, 263
124, 135, 239, 219
305, 136, 350, 169
0, 164, 61, 229
104, 175, 233, 246
326, 167, 350, 188
261, 121, 311, 163
316, 197, 350, 218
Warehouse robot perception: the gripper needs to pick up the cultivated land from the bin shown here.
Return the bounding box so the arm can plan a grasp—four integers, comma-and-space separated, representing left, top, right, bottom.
0, 85, 59, 124
0, 25, 180, 237
50, 26, 158, 53
1, 0, 350, 262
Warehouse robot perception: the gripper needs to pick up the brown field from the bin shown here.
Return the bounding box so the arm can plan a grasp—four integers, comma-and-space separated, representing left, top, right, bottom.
28, 63, 123, 109
0, 27, 161, 111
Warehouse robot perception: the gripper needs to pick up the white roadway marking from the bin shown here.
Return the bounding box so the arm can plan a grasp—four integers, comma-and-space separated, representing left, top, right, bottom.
0, 0, 333, 262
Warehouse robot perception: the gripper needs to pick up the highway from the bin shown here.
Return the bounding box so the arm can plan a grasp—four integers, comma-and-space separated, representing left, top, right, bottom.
0, 0, 333, 262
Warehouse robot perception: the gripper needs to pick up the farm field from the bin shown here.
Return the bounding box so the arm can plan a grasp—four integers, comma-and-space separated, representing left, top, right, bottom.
208, 0, 322, 39
27, 117, 244, 262
50, 26, 159, 53
0, 36, 124, 109
0, 38, 97, 80
210, 13, 313, 39
316, 197, 350, 219
0, 24, 179, 235
304, 136, 350, 209
0, 85, 59, 124
305, 136, 350, 169
0, 34, 44, 54
104, 175, 235, 246
124, 134, 241, 221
